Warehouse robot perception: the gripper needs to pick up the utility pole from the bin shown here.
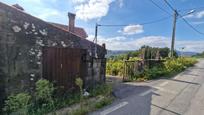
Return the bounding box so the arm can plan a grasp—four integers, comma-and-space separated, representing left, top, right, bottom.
94, 23, 98, 44
94, 23, 100, 58
170, 10, 178, 58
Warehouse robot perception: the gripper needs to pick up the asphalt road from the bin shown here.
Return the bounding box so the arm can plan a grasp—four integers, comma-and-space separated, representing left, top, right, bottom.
90, 59, 204, 115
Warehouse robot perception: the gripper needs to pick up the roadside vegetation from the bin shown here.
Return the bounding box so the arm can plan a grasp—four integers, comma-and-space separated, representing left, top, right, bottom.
139, 57, 197, 81
3, 79, 113, 115
193, 51, 204, 58
106, 46, 197, 81
106, 46, 171, 76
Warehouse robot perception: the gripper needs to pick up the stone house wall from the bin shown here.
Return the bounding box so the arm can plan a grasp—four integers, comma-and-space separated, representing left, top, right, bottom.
0, 2, 106, 107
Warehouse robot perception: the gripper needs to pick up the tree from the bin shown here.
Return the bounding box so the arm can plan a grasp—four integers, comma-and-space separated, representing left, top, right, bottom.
159, 47, 170, 58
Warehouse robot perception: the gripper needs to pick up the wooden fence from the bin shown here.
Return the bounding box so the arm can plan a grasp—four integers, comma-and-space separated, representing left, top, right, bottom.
123, 59, 164, 81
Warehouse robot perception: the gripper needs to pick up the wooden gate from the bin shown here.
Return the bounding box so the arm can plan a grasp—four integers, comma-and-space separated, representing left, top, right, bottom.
123, 60, 145, 81
42, 47, 87, 91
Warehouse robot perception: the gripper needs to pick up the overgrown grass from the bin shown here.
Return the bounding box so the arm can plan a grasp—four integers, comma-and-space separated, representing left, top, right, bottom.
66, 84, 114, 115
69, 96, 114, 115
3, 93, 31, 115
3, 80, 114, 115
94, 97, 113, 109
131, 57, 197, 81
70, 107, 89, 115
89, 84, 113, 97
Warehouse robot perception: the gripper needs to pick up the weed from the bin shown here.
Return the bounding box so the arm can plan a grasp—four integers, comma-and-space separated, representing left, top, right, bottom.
94, 97, 113, 109
3, 93, 31, 114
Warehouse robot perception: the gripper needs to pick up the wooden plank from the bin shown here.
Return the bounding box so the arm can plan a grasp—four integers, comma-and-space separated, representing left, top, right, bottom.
42, 47, 87, 91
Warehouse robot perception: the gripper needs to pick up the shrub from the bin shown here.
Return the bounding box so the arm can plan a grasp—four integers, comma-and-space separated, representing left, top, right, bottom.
106, 60, 124, 76
32, 79, 55, 114
130, 57, 197, 81
106, 58, 141, 76
164, 57, 197, 73
3, 93, 31, 114
75, 78, 83, 95
144, 66, 168, 79
164, 59, 184, 72
107, 61, 121, 76
35, 79, 55, 102
75, 77, 84, 110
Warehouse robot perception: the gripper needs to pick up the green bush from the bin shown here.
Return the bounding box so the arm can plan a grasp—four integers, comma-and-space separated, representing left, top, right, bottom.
28, 79, 55, 114
35, 79, 55, 102
106, 60, 124, 76
75, 78, 83, 95
164, 59, 184, 72
130, 57, 197, 81
144, 66, 168, 79
75, 77, 84, 110
3, 79, 114, 115
149, 57, 196, 79
106, 58, 141, 76
3, 93, 31, 114
164, 57, 197, 73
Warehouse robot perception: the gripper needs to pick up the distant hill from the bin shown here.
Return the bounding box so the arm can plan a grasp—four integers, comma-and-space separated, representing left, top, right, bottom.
106, 50, 134, 58
106, 50, 198, 58
192, 52, 204, 58
176, 51, 198, 57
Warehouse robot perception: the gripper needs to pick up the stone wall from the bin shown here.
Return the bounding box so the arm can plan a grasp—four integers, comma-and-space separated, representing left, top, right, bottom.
0, 2, 106, 104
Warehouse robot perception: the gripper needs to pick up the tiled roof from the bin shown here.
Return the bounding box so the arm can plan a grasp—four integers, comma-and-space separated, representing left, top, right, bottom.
12, 4, 24, 11
0, 2, 103, 50
50, 23, 88, 39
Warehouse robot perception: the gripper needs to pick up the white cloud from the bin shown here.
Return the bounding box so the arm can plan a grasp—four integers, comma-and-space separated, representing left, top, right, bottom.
196, 11, 204, 18
2, 0, 66, 22
120, 24, 144, 35
19, 0, 42, 4
185, 10, 204, 19
37, 8, 62, 20
88, 35, 169, 50
20, 0, 57, 4
176, 40, 204, 52
74, 0, 114, 21
87, 35, 204, 52
72, 0, 88, 4
183, 14, 194, 18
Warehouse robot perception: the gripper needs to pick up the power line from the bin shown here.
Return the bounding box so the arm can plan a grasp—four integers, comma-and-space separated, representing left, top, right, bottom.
178, 6, 204, 12
163, 0, 204, 35
98, 16, 171, 27
92, 16, 171, 43
180, 16, 204, 35
149, 0, 172, 16
163, 0, 175, 11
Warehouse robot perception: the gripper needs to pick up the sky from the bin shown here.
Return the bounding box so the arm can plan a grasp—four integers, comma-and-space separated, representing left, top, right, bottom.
2, 0, 204, 52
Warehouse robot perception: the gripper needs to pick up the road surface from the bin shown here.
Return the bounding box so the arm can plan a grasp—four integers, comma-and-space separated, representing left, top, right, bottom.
90, 59, 204, 115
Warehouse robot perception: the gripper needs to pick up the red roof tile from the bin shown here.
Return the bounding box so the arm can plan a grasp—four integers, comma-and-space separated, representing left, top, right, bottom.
50, 23, 88, 39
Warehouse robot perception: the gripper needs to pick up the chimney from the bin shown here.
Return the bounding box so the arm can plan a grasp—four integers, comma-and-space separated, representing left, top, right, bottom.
68, 12, 76, 32
12, 4, 24, 11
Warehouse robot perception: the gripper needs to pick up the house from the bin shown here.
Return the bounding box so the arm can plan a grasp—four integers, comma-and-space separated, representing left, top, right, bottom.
0, 2, 107, 108
49, 12, 88, 39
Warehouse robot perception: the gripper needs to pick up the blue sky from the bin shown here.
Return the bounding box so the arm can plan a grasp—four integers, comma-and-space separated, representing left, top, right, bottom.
2, 0, 204, 52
